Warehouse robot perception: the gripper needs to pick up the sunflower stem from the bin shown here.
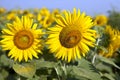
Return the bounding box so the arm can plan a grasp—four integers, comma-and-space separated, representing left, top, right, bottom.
61, 61, 67, 80
92, 38, 101, 64
92, 54, 97, 64
62, 62, 67, 76
54, 67, 61, 80
17, 76, 21, 80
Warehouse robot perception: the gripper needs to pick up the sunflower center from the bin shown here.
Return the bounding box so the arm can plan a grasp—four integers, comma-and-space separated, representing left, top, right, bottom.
14, 30, 34, 50
59, 27, 81, 48
97, 19, 102, 25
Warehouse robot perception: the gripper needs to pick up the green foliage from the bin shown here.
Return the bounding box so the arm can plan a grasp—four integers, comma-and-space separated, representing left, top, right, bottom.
13, 63, 36, 78
67, 58, 102, 80
108, 10, 120, 30
97, 56, 120, 69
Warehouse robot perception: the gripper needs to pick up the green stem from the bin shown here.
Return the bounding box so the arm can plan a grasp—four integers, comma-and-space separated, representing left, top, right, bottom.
92, 38, 101, 64
54, 67, 61, 80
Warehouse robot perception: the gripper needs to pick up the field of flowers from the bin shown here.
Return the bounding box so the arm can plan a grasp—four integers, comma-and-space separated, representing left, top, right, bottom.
0, 7, 120, 80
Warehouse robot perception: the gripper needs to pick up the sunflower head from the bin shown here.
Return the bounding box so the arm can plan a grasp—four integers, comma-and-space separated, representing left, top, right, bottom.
6, 11, 17, 20
94, 15, 108, 26
39, 7, 50, 16
23, 10, 29, 14
46, 8, 96, 62
0, 7, 6, 14
0, 16, 43, 62
42, 15, 55, 28
51, 9, 61, 18
99, 25, 120, 57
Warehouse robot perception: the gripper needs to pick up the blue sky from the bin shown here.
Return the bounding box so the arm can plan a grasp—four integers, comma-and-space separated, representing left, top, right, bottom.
0, 0, 120, 16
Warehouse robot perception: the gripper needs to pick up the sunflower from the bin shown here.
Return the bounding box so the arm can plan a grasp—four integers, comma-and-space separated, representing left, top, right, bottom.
39, 7, 50, 16
94, 15, 108, 26
46, 8, 96, 62
37, 11, 55, 29
99, 25, 120, 57
6, 11, 17, 20
51, 9, 60, 18
0, 16, 43, 62
0, 7, 6, 14
42, 15, 55, 28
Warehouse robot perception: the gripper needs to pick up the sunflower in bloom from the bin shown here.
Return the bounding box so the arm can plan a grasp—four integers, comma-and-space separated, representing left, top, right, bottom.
94, 15, 108, 26
51, 9, 61, 18
46, 8, 96, 62
42, 15, 55, 28
6, 11, 17, 20
39, 7, 50, 16
37, 10, 54, 29
99, 25, 120, 57
0, 7, 6, 14
0, 16, 43, 62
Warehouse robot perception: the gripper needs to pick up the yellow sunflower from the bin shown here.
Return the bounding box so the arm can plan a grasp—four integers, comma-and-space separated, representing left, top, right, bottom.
0, 16, 43, 62
39, 7, 50, 16
99, 25, 120, 57
42, 15, 55, 28
94, 15, 108, 26
46, 8, 96, 62
51, 9, 60, 18
6, 11, 17, 20
0, 7, 6, 14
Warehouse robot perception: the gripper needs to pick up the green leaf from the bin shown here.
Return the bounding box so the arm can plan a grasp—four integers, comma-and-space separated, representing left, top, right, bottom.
13, 63, 36, 78
98, 56, 120, 69
102, 73, 115, 80
67, 58, 102, 80
27, 75, 47, 80
68, 66, 102, 80
1, 69, 9, 78
72, 66, 93, 79
0, 74, 4, 80
34, 60, 57, 69
0, 54, 14, 67
115, 73, 120, 80
96, 62, 112, 73
74, 58, 102, 80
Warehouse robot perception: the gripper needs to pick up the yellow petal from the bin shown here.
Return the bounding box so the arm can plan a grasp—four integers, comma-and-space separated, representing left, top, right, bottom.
18, 50, 23, 62
8, 47, 16, 57
55, 46, 64, 59
73, 47, 77, 60
75, 46, 81, 59
30, 48, 38, 58
2, 29, 14, 35
67, 48, 72, 62
23, 50, 28, 62
27, 49, 33, 60
32, 23, 38, 30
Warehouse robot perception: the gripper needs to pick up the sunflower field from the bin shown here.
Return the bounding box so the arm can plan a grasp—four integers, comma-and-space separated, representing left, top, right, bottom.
0, 7, 120, 80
